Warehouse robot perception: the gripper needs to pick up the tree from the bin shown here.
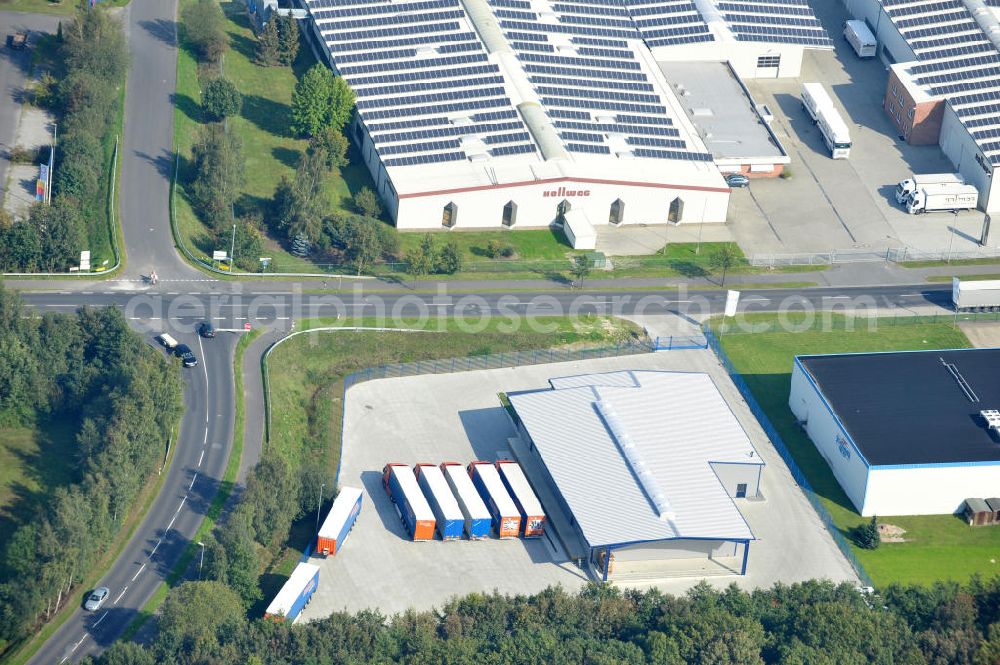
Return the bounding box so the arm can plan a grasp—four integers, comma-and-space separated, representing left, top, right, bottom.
255, 17, 281, 66
216, 214, 264, 271
311, 128, 349, 171
202, 77, 242, 121
353, 186, 381, 219
190, 124, 245, 231
290, 65, 355, 137
435, 240, 462, 275
340, 217, 385, 275
271, 147, 327, 244
181, 0, 228, 63
571, 254, 591, 288
854, 515, 881, 550
276, 15, 300, 65
406, 234, 435, 283
298, 466, 334, 520
157, 581, 246, 654
708, 244, 740, 287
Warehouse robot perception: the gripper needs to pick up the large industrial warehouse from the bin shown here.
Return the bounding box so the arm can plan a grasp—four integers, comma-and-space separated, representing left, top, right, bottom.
841, 0, 1000, 212
300, 0, 831, 235
508, 370, 763, 581
790, 349, 1000, 517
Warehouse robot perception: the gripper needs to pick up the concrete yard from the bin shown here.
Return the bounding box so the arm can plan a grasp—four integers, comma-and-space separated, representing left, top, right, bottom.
301, 348, 858, 621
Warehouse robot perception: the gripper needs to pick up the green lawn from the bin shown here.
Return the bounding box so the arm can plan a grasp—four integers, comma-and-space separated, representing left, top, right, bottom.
397, 227, 580, 262
0, 423, 75, 564
173, 0, 374, 269
715, 314, 1000, 586
928, 273, 1000, 283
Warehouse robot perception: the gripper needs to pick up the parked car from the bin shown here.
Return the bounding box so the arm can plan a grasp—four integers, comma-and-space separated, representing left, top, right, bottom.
156, 333, 178, 349
197, 321, 215, 338
724, 173, 750, 188
175, 344, 198, 368
84, 587, 109, 611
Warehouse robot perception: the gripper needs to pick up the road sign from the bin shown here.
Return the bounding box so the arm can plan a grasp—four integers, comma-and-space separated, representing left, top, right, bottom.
212, 250, 228, 261
244, 322, 251, 330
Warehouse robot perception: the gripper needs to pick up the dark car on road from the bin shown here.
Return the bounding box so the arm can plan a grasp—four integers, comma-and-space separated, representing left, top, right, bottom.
724, 173, 750, 188
175, 344, 198, 368
198, 321, 215, 338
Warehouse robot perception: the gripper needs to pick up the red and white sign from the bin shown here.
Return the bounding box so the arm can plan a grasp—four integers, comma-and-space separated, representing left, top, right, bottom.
244, 322, 251, 330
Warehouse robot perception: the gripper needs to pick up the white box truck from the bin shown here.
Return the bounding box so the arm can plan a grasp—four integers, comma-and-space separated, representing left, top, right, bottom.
844, 20, 876, 58
906, 182, 979, 214
801, 82, 834, 122
895, 173, 964, 204
802, 83, 852, 158
953, 278, 1000, 311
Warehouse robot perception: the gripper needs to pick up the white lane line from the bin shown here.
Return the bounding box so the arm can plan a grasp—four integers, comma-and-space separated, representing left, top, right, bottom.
203, 429, 208, 444
214, 316, 226, 320
93, 611, 109, 627
899, 293, 924, 297
167, 513, 178, 531
113, 587, 128, 605
150, 538, 162, 557
131, 563, 145, 581
826, 295, 851, 299
176, 496, 187, 514
197, 449, 205, 467
189, 473, 198, 491
255, 316, 268, 320
742, 297, 771, 302
198, 335, 208, 423
276, 316, 290, 320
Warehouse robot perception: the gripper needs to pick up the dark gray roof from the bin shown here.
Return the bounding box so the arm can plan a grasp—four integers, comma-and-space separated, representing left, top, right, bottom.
798, 349, 1000, 467
966, 498, 991, 513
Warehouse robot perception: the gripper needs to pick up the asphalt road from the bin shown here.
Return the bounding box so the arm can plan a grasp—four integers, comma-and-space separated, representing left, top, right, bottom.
0, 12, 61, 200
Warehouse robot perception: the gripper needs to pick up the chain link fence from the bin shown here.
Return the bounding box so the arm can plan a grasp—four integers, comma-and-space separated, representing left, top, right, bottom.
749, 245, 1000, 267
704, 326, 875, 588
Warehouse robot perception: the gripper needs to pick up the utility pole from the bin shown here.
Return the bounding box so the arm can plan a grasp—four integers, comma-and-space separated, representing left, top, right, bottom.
197, 541, 205, 580
230, 223, 237, 268
316, 482, 325, 533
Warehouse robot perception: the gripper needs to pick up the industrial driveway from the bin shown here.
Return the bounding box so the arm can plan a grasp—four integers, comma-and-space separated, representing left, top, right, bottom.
300, 346, 857, 621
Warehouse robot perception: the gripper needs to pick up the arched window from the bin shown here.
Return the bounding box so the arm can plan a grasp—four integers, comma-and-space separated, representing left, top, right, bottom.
442, 201, 458, 228
609, 198, 625, 225
502, 200, 518, 227
668, 197, 684, 223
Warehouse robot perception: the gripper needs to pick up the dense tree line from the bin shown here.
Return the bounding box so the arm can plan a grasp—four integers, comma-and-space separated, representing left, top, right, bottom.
0, 288, 182, 654
89, 576, 1000, 664
0, 6, 128, 272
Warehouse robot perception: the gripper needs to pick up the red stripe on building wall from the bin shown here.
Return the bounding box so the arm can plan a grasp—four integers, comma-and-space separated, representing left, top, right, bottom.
397, 175, 729, 199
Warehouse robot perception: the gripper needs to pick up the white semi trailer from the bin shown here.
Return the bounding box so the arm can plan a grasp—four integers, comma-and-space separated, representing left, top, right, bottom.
953, 278, 1000, 311
895, 173, 964, 204
844, 20, 876, 58
906, 182, 979, 214
801, 83, 851, 159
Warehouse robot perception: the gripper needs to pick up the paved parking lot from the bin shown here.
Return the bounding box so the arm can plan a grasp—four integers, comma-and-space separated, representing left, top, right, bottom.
0, 12, 60, 202
730, 0, 987, 256
300, 348, 857, 621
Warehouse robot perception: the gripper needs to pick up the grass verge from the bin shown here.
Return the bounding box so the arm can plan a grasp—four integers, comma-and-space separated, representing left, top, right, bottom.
927, 273, 1000, 283
713, 313, 1000, 586
118, 329, 261, 639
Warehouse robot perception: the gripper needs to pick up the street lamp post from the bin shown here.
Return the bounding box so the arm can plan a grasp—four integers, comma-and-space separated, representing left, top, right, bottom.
316, 482, 325, 533
948, 210, 958, 263
197, 541, 205, 580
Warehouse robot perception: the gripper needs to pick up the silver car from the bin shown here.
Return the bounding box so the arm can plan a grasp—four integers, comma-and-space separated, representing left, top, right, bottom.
84, 587, 109, 611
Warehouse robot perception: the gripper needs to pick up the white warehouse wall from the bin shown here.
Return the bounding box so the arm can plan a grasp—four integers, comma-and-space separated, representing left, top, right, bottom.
939, 106, 998, 213
865, 465, 1000, 516
789, 361, 871, 514
613, 539, 741, 561
651, 42, 805, 78
393, 179, 730, 230
839, 0, 916, 65
709, 462, 762, 499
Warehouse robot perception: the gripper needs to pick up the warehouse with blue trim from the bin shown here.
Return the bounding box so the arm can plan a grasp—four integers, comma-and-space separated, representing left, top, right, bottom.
790, 348, 1000, 517
507, 370, 762, 581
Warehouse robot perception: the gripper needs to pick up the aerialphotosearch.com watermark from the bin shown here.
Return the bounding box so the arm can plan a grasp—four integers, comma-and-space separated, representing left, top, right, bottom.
120, 283, 887, 338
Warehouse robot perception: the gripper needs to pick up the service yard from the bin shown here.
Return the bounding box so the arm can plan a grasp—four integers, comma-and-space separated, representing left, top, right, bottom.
300, 348, 858, 621
729, 0, 987, 258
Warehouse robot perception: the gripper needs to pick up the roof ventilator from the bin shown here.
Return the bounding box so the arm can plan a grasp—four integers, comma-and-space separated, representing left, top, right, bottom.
981, 409, 1000, 431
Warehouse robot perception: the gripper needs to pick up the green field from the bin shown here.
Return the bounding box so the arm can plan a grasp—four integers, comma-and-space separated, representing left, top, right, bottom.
0, 423, 75, 560
173, 0, 373, 270
0, 0, 127, 15
716, 314, 1000, 586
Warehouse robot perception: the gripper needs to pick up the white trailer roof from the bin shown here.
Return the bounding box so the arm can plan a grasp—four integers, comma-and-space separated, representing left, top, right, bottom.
497, 462, 544, 517
417, 465, 463, 521
509, 371, 760, 547
442, 464, 491, 520
802, 82, 835, 109
391, 466, 435, 522
471, 463, 519, 517
958, 279, 1000, 291
265, 562, 319, 618
318, 486, 362, 540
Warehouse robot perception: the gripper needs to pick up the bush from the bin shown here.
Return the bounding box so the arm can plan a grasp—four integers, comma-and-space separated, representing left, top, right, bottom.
854, 515, 881, 550
500, 244, 515, 258
181, 0, 228, 63
202, 77, 242, 121
485, 239, 502, 259
7, 145, 36, 164
352, 186, 381, 219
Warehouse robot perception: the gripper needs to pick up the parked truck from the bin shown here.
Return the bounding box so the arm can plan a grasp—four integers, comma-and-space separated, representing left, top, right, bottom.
382, 463, 435, 541
468, 461, 521, 539
895, 173, 964, 204
801, 82, 851, 159
264, 562, 319, 623
906, 182, 979, 214
844, 20, 876, 58
414, 463, 464, 541
495, 461, 546, 538
952, 278, 1000, 311
440, 462, 491, 539
316, 486, 362, 556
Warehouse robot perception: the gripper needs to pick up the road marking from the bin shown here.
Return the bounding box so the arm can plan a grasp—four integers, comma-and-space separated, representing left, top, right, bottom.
900, 293, 924, 297
93, 610, 108, 627
198, 336, 208, 422
277, 316, 290, 320
255, 316, 268, 320
167, 512, 178, 531
113, 586, 128, 605
204, 429, 208, 444
189, 473, 198, 491
81, 291, 93, 295
826, 295, 851, 299
150, 538, 161, 557
742, 297, 771, 302
132, 563, 145, 581
176, 496, 187, 514
197, 449, 205, 467
214, 316, 226, 320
